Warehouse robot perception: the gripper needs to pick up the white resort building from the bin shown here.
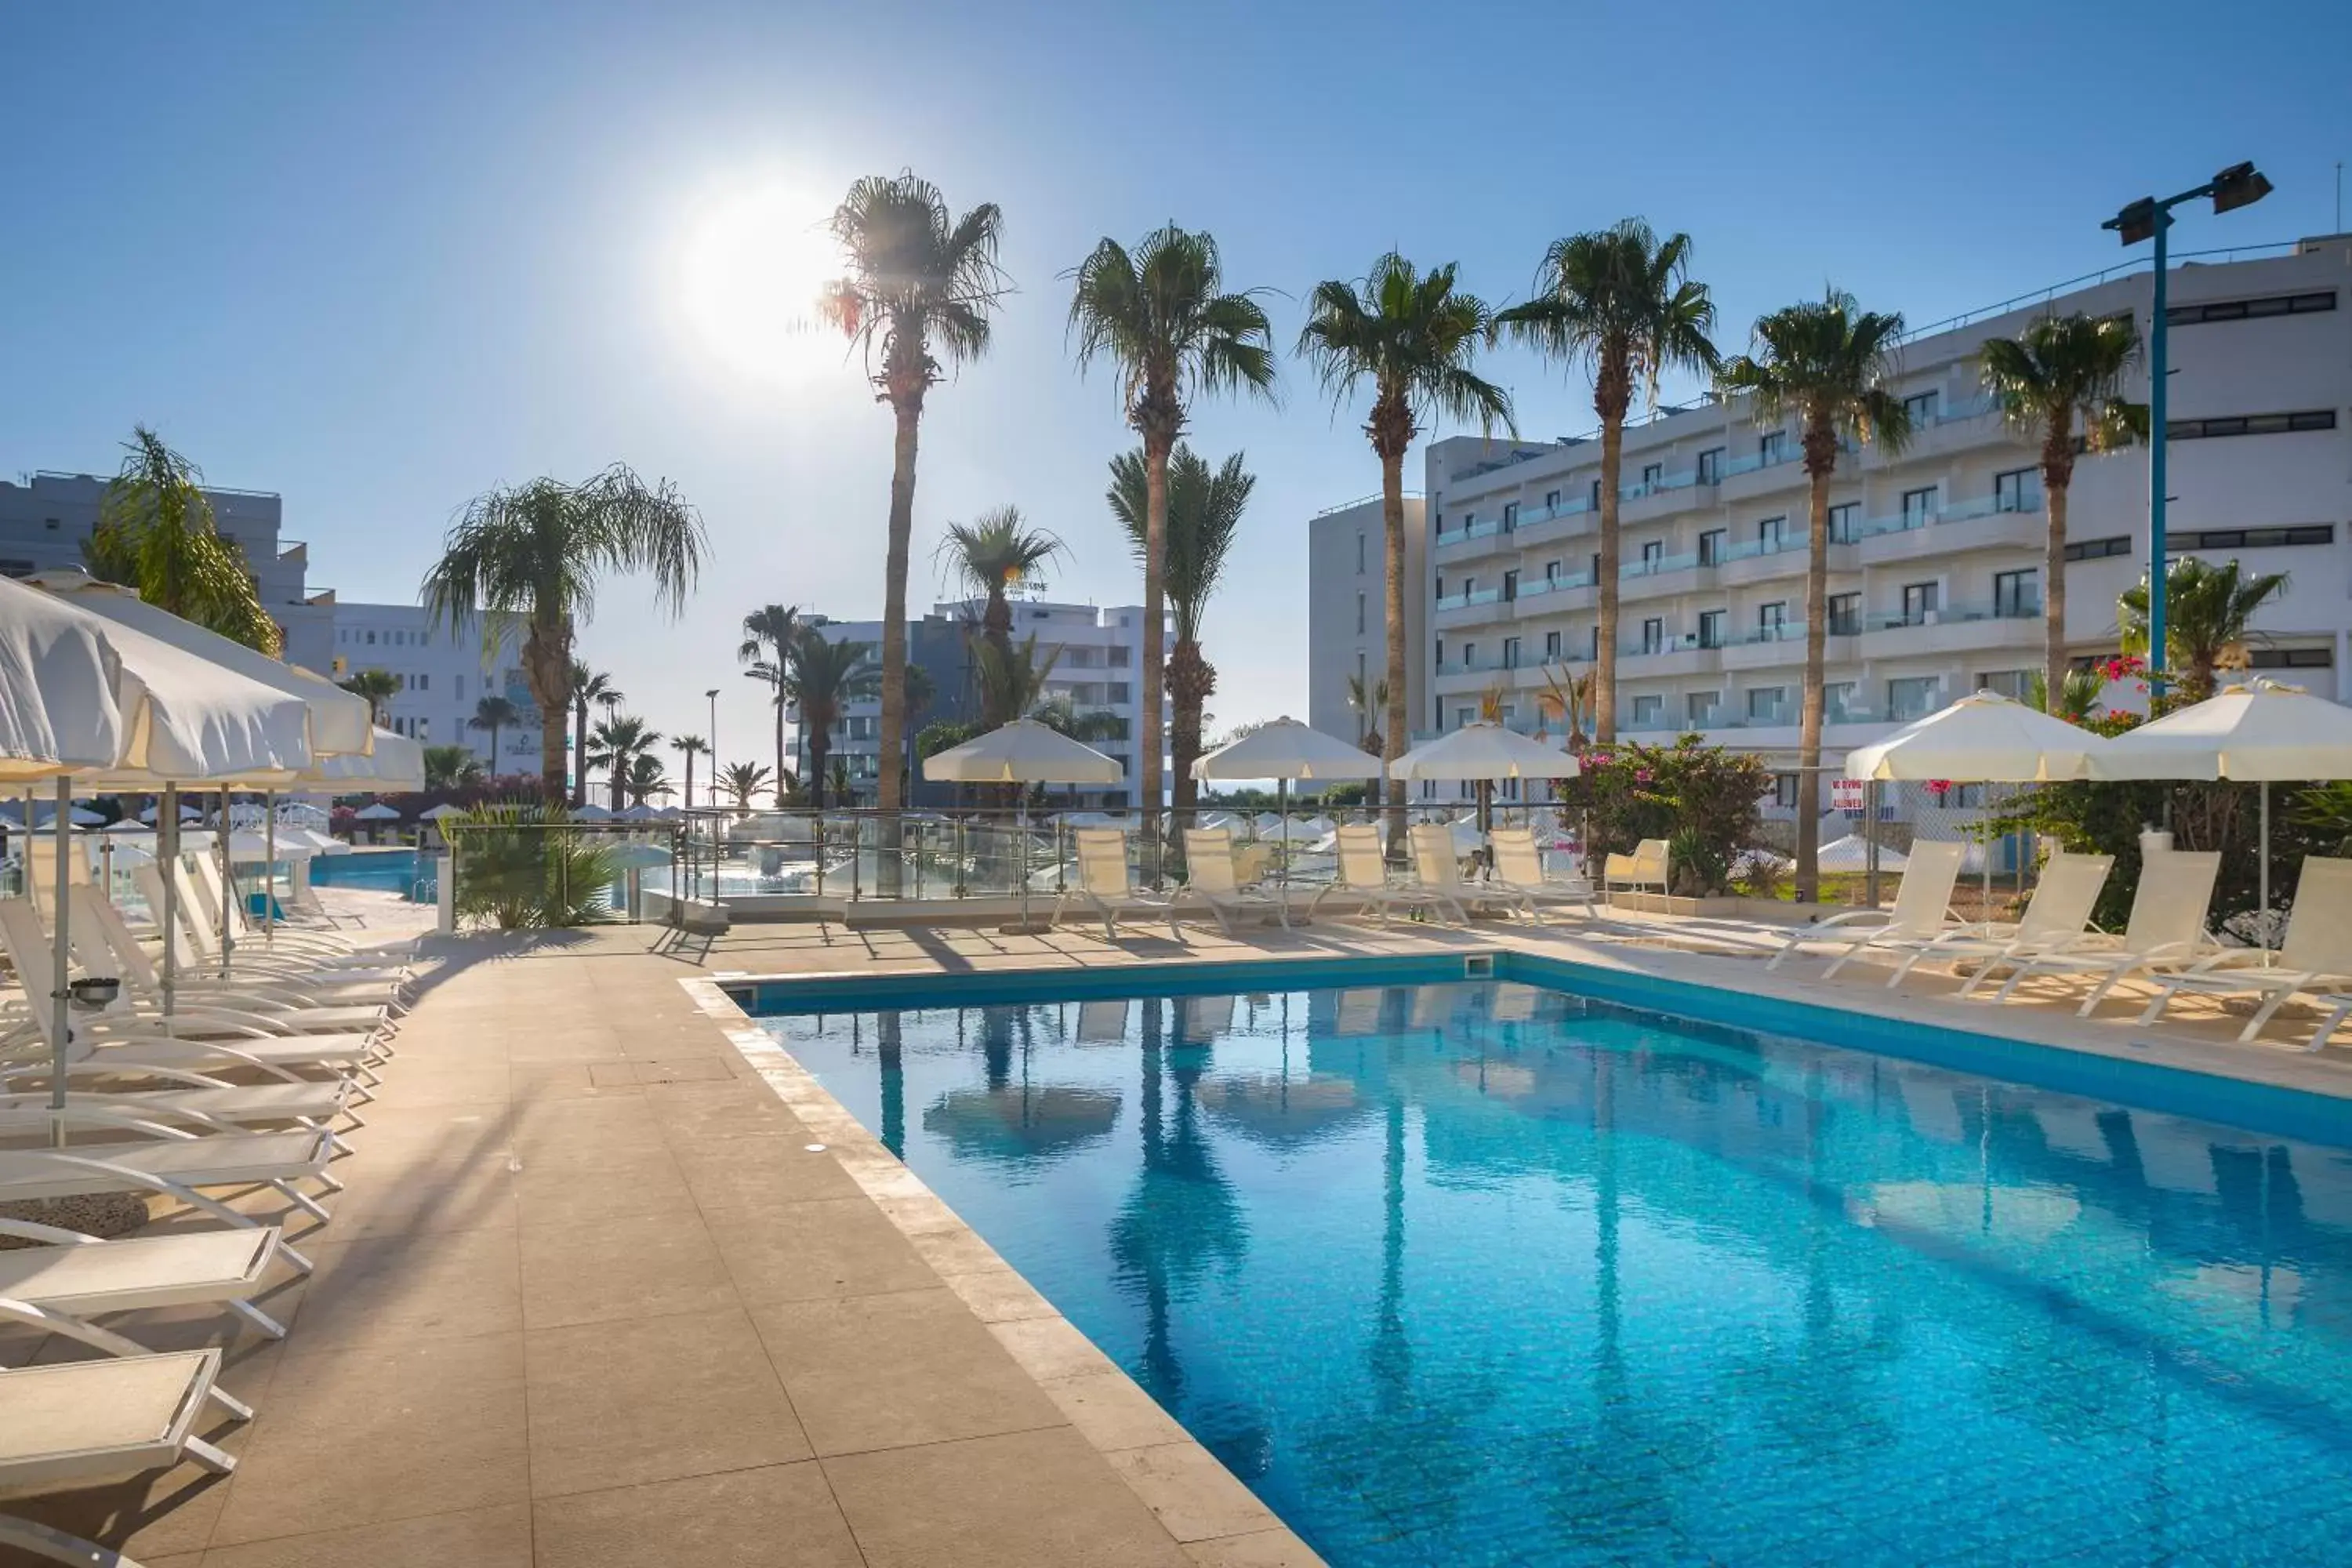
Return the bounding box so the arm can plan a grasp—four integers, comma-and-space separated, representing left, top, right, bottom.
1317, 234, 2352, 803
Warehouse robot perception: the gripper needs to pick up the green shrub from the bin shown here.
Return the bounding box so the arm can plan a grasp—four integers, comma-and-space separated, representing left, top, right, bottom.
448, 802, 620, 929
1553, 737, 1771, 896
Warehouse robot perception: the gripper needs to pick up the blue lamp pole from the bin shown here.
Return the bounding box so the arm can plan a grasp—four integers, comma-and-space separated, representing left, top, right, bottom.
2102, 162, 2271, 697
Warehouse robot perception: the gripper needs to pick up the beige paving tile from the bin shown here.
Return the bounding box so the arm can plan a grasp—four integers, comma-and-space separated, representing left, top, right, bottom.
532, 1461, 862, 1568
750, 1287, 1068, 1457
990, 1314, 1122, 1382
287, 1223, 521, 1348
1183, 1527, 1330, 1566
5, 1421, 242, 1561
1105, 1443, 1284, 1543
670, 1130, 866, 1207
518, 1208, 739, 1329
195, 1502, 533, 1566
825, 1426, 1192, 1567
942, 1265, 1062, 1323
704, 1196, 942, 1304
510, 1149, 691, 1229
645, 1081, 803, 1142
905, 1222, 1011, 1277
209, 1333, 529, 1545
317, 1157, 519, 1240
508, 1061, 638, 1100
1042, 1370, 1193, 1453
524, 1305, 810, 1496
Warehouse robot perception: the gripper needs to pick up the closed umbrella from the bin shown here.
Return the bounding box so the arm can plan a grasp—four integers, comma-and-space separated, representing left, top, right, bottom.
1192, 719, 1385, 890
2091, 681, 2352, 948
925, 720, 1121, 920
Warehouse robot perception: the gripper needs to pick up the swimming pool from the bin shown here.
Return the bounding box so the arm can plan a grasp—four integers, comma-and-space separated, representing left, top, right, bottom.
753, 963, 2352, 1566
307, 848, 431, 899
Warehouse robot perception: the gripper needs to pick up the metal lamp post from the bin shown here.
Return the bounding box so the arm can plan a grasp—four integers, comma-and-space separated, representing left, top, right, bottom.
705, 688, 720, 809
2101, 160, 2272, 698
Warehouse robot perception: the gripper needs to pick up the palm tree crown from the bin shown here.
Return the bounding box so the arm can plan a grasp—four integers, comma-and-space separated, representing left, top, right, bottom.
339, 668, 401, 725
83, 426, 281, 654
786, 628, 880, 809
586, 714, 662, 812
938, 506, 1063, 658
568, 662, 620, 808
470, 695, 521, 769
820, 171, 1007, 818
1069, 223, 1276, 831
671, 734, 709, 813
1298, 252, 1513, 845
738, 604, 799, 809
2120, 557, 2290, 701
423, 465, 705, 797
719, 760, 775, 811
1980, 311, 2147, 706
1491, 220, 1716, 744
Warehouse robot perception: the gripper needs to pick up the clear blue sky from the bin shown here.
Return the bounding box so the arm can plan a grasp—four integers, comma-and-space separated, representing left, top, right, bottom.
5, 1, 2347, 760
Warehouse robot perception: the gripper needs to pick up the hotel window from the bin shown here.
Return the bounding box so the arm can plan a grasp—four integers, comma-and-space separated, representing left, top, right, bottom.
1355, 592, 1366, 636
1980, 670, 2033, 700
2169, 409, 2337, 440
1687, 691, 1719, 725
1434, 575, 1445, 600
1828, 592, 1860, 635
1697, 609, 1726, 649
1825, 681, 1860, 722
1456, 706, 1476, 728
1698, 528, 1726, 566
1544, 488, 1562, 511
1902, 390, 1939, 426
1461, 510, 1475, 535
1502, 637, 1522, 670
365, 630, 376, 644
1632, 695, 1664, 727
1544, 560, 1563, 585
1590, 552, 1602, 583
2168, 290, 2336, 325
1901, 486, 1938, 528
1697, 448, 1724, 485
1758, 515, 1787, 551
1901, 582, 1940, 624
1748, 687, 1786, 722
1501, 568, 1519, 601
1588, 479, 1602, 508
2249, 647, 2334, 670
1544, 630, 1563, 659
1461, 575, 1475, 598
1889, 676, 1940, 720
1828, 503, 1859, 543
1356, 532, 1366, 573
1759, 601, 1788, 637
2064, 535, 2132, 563
1641, 540, 1664, 570
1759, 430, 1786, 465
1994, 468, 2042, 513
1461, 641, 1476, 670
2170, 524, 2336, 551
1588, 626, 1601, 660
1641, 462, 1664, 490
1994, 569, 2038, 618
1502, 502, 1519, 531
1640, 618, 1664, 655
1773, 773, 1799, 808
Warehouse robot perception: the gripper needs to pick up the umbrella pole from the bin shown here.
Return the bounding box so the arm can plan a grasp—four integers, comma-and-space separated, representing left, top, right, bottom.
160, 784, 179, 1016
218, 789, 234, 980
49, 776, 73, 1135
264, 790, 277, 946
2260, 779, 2271, 961
1279, 778, 1290, 902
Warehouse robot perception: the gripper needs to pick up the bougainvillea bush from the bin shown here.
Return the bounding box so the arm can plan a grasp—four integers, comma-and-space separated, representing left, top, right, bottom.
1552, 737, 1772, 895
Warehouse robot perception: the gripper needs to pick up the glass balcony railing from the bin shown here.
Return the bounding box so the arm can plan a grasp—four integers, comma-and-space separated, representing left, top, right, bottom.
1433, 585, 1507, 613
1513, 572, 1594, 601
1864, 599, 2041, 633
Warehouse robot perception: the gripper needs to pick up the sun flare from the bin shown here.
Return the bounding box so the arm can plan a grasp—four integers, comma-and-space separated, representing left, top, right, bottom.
678, 183, 842, 386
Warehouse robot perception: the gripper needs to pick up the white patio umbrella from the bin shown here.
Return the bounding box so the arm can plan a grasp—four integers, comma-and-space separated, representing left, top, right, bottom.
573, 803, 614, 822
1844, 689, 2106, 907
354, 803, 403, 822
1819, 834, 1911, 873
419, 803, 466, 821
2090, 680, 2352, 946
1390, 723, 1579, 850
302, 728, 426, 792
924, 720, 1121, 921
1192, 718, 1385, 885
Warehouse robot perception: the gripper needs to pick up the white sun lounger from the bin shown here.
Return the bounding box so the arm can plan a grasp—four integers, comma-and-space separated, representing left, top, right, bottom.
1169, 829, 1287, 936
1872, 851, 2115, 988
2133, 856, 2352, 1049
151, 863, 411, 997
0, 1221, 285, 1339
1051, 829, 1173, 940
0, 1129, 333, 1270
1306, 825, 1457, 926
1409, 826, 1505, 923
1767, 839, 1967, 974
68, 887, 396, 1039
187, 852, 419, 960
0, 1350, 241, 1565
1487, 829, 1598, 922
1980, 850, 2225, 1013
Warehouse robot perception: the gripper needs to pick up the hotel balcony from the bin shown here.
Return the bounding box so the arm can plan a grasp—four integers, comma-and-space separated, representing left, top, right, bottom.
1860, 600, 2040, 659
1614, 636, 1722, 680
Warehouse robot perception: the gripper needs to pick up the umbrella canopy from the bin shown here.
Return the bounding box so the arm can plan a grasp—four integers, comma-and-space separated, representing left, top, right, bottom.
618, 803, 664, 821
1844, 689, 2103, 783
1391, 723, 1580, 782
299, 728, 426, 792
0, 573, 311, 784
27, 569, 374, 759
1818, 834, 1910, 873
354, 802, 403, 821
2089, 681, 2352, 781
573, 803, 614, 822
136, 803, 205, 823
1192, 718, 1385, 782
0, 801, 105, 828
922, 719, 1120, 785
419, 803, 466, 820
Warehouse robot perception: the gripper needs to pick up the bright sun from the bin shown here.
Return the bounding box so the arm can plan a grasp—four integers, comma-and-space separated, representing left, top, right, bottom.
679, 183, 843, 387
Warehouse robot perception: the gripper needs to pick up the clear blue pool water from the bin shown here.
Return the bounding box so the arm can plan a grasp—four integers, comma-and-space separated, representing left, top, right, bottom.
308, 848, 430, 898
757, 971, 2352, 1567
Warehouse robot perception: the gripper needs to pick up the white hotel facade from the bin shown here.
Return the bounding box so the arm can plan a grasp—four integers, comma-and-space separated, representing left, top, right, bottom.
1340, 234, 2352, 802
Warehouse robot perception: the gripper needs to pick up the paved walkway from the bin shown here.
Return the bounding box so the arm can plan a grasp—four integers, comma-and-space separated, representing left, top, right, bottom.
13, 898, 2352, 1565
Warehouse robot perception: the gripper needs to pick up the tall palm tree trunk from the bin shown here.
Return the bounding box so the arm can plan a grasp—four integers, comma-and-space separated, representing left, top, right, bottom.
684, 752, 695, 815
1141, 437, 1171, 852
1167, 641, 1211, 817
1595, 417, 1624, 743
527, 629, 568, 799
1796, 452, 1831, 905
878, 398, 920, 816
572, 698, 589, 805
1381, 447, 1410, 857
2042, 456, 2071, 709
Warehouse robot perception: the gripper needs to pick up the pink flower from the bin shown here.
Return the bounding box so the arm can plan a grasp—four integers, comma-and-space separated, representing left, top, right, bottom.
1634, 768, 1653, 783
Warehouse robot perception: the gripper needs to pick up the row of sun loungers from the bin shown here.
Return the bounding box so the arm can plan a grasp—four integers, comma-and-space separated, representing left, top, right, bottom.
0, 855, 413, 1566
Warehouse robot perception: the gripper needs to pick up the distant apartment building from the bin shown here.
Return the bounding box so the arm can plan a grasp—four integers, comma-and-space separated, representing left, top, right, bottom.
325, 604, 532, 769
792, 596, 1162, 808
1315, 234, 2352, 804
1305, 494, 1426, 748
0, 470, 337, 673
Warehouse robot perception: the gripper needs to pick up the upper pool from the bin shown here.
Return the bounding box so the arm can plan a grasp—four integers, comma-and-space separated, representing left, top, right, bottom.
752, 964, 2352, 1566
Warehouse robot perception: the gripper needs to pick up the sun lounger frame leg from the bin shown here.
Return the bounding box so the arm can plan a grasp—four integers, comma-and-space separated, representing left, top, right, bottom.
30, 1154, 316, 1274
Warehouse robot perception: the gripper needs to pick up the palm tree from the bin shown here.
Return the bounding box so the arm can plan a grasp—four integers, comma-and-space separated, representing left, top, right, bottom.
672, 735, 708, 813
1979, 312, 2147, 703
975, 633, 1063, 733
819, 172, 1007, 815
1069, 224, 1278, 842
1107, 445, 1254, 815
736, 605, 799, 807
2120, 557, 2290, 701
567, 663, 621, 808
1298, 252, 1514, 848
587, 714, 662, 813
1345, 673, 1391, 755
938, 506, 1063, 680
2027, 666, 2106, 724
1717, 289, 1912, 900
339, 668, 401, 725
82, 426, 281, 653
422, 744, 484, 792
421, 465, 706, 797
719, 760, 774, 811
1492, 221, 1719, 742
786, 629, 880, 809
469, 695, 521, 770
1535, 663, 1596, 750
626, 753, 670, 808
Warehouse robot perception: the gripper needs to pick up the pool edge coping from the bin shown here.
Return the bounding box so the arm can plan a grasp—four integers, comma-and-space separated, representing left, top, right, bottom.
677, 971, 1325, 1566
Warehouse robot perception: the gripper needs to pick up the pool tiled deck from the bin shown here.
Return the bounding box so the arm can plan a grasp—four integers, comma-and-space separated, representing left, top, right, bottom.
14, 904, 2352, 1564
